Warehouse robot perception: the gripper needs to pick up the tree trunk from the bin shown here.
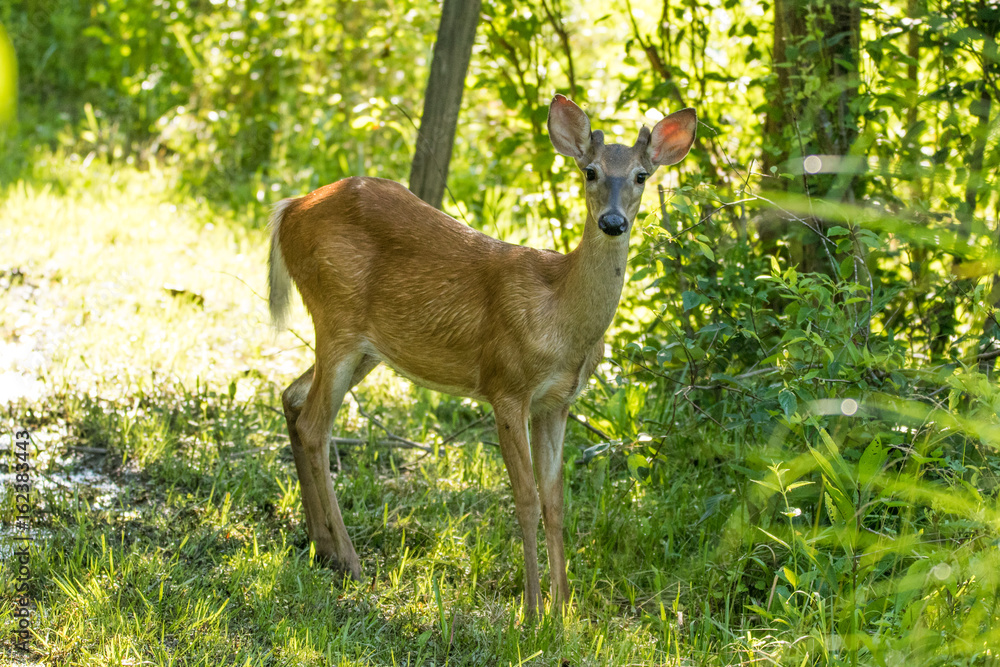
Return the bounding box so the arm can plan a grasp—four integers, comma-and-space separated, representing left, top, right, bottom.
972, 1, 1000, 374
764, 0, 860, 170
760, 0, 862, 274
905, 0, 925, 202
408, 0, 482, 210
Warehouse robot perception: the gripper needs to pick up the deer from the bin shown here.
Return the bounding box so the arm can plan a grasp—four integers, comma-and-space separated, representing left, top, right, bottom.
267, 94, 697, 615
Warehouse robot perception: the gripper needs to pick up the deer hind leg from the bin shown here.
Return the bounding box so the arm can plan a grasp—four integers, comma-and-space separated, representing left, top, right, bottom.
531, 406, 571, 610
493, 399, 542, 617
282, 365, 329, 557
349, 354, 380, 387
282, 349, 378, 579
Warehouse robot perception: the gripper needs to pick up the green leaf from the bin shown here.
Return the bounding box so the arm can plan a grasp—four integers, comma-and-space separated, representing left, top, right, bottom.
778, 390, 798, 417
838, 255, 855, 281
499, 85, 520, 110
671, 197, 691, 216
750, 477, 781, 493
809, 447, 839, 487
819, 429, 856, 494
627, 452, 649, 481
682, 290, 703, 311
695, 240, 715, 262
745, 604, 772, 619
579, 442, 610, 464
824, 489, 841, 524
858, 436, 888, 487
696, 323, 729, 336
786, 481, 814, 491
631, 266, 652, 282
825, 483, 855, 526
657, 342, 679, 365
685, 344, 707, 360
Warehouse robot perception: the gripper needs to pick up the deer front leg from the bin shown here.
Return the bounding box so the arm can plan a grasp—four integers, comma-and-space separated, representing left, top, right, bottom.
531, 406, 571, 610
493, 399, 542, 617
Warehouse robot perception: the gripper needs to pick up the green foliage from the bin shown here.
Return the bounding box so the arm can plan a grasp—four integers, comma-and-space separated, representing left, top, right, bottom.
608, 227, 1000, 663
3, 0, 437, 206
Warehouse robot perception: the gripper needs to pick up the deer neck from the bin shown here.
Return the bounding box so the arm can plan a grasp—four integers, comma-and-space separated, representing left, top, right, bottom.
556, 213, 631, 350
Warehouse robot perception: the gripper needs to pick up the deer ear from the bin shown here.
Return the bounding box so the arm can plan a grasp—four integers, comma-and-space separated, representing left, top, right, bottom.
548, 94, 592, 160
648, 108, 697, 166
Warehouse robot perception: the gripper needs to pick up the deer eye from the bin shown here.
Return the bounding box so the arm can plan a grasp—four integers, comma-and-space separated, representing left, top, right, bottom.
636, 172, 648, 185
584, 167, 597, 182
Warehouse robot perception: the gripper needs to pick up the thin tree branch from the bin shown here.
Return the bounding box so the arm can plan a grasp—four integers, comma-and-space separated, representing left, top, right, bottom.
568, 411, 612, 441
349, 390, 436, 454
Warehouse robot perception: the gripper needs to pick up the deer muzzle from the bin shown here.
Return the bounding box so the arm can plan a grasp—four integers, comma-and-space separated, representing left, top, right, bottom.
598, 212, 628, 236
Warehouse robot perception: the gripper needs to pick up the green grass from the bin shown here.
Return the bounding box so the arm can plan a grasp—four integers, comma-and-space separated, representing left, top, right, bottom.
1, 159, 998, 666
8, 386, 706, 666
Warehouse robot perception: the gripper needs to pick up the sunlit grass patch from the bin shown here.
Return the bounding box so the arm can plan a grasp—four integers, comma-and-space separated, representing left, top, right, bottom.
0, 159, 312, 403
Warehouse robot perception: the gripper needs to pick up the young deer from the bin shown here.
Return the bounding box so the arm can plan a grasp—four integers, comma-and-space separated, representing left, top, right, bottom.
268, 94, 696, 615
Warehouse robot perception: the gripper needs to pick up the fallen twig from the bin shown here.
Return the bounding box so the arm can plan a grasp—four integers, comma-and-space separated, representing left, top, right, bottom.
439, 411, 494, 446
349, 391, 436, 454
66, 445, 108, 455
263, 393, 498, 458
227, 445, 283, 459
226, 436, 434, 461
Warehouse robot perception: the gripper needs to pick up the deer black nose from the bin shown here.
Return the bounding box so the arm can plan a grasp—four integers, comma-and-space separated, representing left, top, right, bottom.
598, 212, 628, 236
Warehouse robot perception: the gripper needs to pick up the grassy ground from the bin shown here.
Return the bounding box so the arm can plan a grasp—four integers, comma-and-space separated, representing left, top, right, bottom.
1, 159, 998, 666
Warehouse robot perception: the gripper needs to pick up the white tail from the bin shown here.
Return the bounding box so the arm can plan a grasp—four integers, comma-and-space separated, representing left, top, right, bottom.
268, 94, 696, 615
268, 198, 297, 330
